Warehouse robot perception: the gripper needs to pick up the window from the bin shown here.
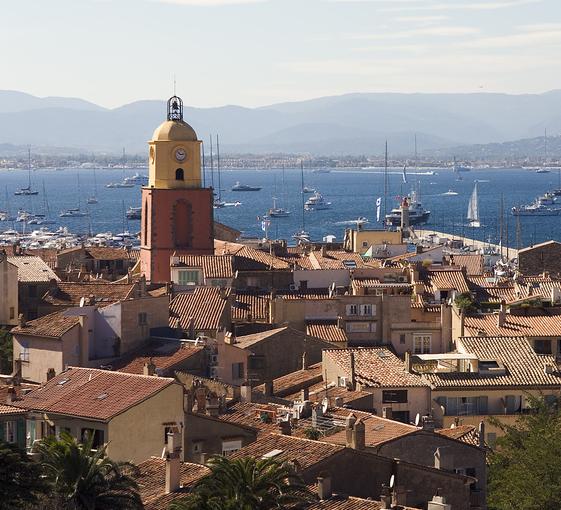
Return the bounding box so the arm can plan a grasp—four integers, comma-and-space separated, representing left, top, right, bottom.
382, 390, 408, 403
248, 356, 265, 370
534, 339, 552, 354
399, 333, 406, 344
115, 260, 124, 270
346, 304, 358, 316
346, 322, 375, 333
392, 411, 410, 423
222, 439, 242, 456
5, 421, 16, 443
362, 241, 368, 248
9, 307, 14, 320
175, 168, 184, 180
337, 376, 348, 388
20, 342, 30, 362
232, 362, 244, 380
441, 396, 488, 416
138, 312, 148, 326
178, 270, 200, 286
28, 285, 37, 298
360, 304, 373, 316
413, 334, 431, 354
81, 428, 105, 449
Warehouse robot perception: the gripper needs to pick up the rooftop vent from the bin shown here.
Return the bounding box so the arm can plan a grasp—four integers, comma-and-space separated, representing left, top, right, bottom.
57, 378, 69, 386
262, 449, 283, 459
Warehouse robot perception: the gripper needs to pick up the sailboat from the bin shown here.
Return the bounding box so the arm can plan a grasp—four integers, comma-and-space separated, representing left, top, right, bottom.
60, 172, 89, 217
212, 135, 226, 209
292, 161, 310, 242
467, 182, 481, 228
87, 167, 99, 204
14, 149, 39, 196
29, 181, 56, 225
268, 166, 291, 217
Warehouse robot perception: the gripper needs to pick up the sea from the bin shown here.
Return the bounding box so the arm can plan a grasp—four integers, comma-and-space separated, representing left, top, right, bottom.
1, 166, 561, 248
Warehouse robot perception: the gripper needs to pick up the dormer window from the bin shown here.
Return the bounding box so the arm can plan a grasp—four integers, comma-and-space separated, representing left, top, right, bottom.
175, 168, 184, 181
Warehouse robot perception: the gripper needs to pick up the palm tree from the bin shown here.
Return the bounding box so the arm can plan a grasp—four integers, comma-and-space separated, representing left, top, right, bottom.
35, 431, 143, 510
170, 455, 314, 510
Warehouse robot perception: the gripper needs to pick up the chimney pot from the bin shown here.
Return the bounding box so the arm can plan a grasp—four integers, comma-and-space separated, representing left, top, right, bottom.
352, 418, 366, 450
279, 420, 292, 436
317, 472, 332, 500
6, 386, 16, 404
404, 351, 412, 374
240, 385, 252, 403
46, 368, 56, 381
143, 358, 157, 376
17, 314, 26, 328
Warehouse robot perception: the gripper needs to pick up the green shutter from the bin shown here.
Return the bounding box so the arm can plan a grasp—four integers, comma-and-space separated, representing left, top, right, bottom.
17, 419, 26, 450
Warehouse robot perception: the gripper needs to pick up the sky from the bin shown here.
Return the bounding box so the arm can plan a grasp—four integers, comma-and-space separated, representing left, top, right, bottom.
2, 0, 561, 109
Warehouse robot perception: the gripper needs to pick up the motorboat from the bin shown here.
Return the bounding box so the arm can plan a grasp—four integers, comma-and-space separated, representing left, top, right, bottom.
304, 192, 331, 211
124, 173, 149, 186
292, 230, 310, 242
302, 186, 316, 194
59, 208, 89, 218
311, 168, 331, 174
536, 168, 551, 174
231, 182, 261, 192
511, 201, 561, 216
385, 191, 430, 226
442, 190, 459, 196
106, 181, 134, 188
86, 196, 99, 204
126, 206, 142, 220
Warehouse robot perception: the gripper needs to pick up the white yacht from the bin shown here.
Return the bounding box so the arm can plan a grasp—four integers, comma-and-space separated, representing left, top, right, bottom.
304, 192, 331, 211
385, 191, 430, 226
267, 197, 291, 218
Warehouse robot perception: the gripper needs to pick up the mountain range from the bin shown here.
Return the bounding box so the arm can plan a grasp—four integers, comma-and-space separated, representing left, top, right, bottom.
1, 89, 561, 156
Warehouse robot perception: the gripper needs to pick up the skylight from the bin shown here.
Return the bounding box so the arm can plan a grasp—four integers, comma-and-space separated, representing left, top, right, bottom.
262, 449, 283, 459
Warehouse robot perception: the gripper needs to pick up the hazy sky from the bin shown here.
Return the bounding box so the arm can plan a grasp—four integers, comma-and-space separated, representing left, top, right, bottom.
3, 0, 560, 108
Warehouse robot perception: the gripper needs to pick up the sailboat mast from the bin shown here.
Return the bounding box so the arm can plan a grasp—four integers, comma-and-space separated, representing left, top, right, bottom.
384, 141, 388, 225
209, 135, 214, 190
216, 134, 221, 201
300, 160, 305, 231
28, 147, 32, 189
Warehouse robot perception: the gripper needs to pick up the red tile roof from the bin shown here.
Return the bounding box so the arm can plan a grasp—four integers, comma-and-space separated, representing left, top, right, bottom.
307, 321, 348, 344
446, 254, 484, 276
437, 425, 482, 448
113, 342, 204, 375
169, 287, 230, 331
464, 309, 561, 337
232, 291, 270, 322
11, 311, 80, 338
219, 402, 287, 435
58, 246, 137, 261
174, 254, 234, 279
134, 457, 210, 510
0, 403, 26, 416
7, 256, 59, 282
325, 349, 427, 388
15, 367, 176, 421
253, 363, 323, 397
42, 281, 137, 306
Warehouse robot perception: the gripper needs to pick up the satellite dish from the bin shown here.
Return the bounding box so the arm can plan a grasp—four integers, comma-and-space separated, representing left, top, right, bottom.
389, 475, 395, 489
321, 398, 329, 414
414, 413, 421, 427
79, 297, 86, 307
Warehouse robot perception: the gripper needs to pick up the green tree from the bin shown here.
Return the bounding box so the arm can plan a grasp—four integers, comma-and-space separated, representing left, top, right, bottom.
170, 455, 314, 510
488, 395, 561, 510
35, 432, 143, 510
0, 440, 48, 509
0, 329, 13, 374
454, 292, 477, 313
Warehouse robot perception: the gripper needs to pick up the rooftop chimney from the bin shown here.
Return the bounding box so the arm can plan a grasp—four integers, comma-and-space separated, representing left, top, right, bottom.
427, 492, 452, 510
302, 351, 309, 370
143, 358, 156, 376
345, 413, 357, 447
434, 447, 454, 471
46, 368, 56, 381
17, 314, 26, 328
497, 300, 507, 328
422, 415, 436, 431
317, 472, 332, 500
6, 386, 16, 404
240, 385, 252, 403
460, 308, 465, 337
352, 418, 365, 450
404, 351, 412, 374
279, 420, 292, 436
380, 484, 392, 509
264, 380, 274, 397
165, 431, 182, 494
349, 351, 356, 389
478, 421, 485, 449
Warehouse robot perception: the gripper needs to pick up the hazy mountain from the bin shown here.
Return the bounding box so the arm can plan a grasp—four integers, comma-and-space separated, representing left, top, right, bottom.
1, 90, 561, 155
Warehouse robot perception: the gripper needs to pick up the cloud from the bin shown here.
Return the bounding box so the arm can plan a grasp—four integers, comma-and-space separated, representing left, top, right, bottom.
151, 0, 266, 6
347, 25, 479, 40
457, 26, 561, 49
394, 15, 449, 22
382, 0, 542, 12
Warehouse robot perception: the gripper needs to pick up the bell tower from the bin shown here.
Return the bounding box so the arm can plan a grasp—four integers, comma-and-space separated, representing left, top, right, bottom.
140, 96, 214, 282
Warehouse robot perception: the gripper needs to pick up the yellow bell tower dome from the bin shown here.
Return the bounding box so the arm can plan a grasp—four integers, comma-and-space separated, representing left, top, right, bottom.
148, 96, 202, 189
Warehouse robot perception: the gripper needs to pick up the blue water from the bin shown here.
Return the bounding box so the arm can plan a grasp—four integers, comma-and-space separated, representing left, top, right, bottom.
1, 166, 560, 247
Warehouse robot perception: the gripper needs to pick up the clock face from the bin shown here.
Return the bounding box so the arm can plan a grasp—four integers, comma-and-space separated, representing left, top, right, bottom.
175, 148, 186, 162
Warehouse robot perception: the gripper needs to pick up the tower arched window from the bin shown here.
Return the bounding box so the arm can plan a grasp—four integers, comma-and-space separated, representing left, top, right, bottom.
175, 168, 184, 181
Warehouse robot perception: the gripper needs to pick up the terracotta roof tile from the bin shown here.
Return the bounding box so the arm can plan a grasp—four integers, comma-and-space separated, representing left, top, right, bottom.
283, 382, 372, 406
0, 403, 26, 416
232, 291, 270, 322
324, 413, 419, 448
425, 268, 470, 294
464, 309, 561, 337
169, 287, 230, 331
42, 281, 137, 306
446, 254, 484, 276
174, 254, 235, 279
307, 321, 349, 344
276, 289, 331, 300
58, 246, 137, 261
135, 457, 210, 510
307, 493, 418, 509
306, 250, 370, 270
7, 256, 59, 282
219, 402, 287, 435
230, 433, 344, 470
253, 363, 323, 397
421, 336, 561, 389
11, 310, 80, 338
15, 367, 176, 421
325, 349, 427, 388
113, 342, 204, 375
437, 425, 482, 447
